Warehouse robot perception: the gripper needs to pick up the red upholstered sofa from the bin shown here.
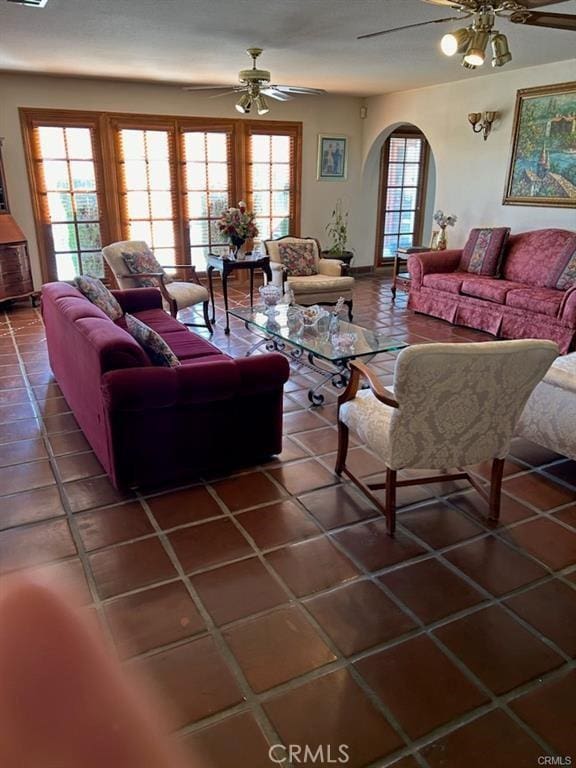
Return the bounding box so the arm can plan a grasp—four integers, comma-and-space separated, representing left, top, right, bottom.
408, 229, 576, 353
41, 282, 290, 489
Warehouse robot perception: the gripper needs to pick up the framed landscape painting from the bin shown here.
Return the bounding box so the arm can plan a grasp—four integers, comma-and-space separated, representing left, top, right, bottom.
503, 81, 576, 208
317, 135, 348, 180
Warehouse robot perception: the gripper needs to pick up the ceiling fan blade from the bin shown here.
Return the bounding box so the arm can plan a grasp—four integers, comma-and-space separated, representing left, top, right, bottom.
261, 89, 293, 101
267, 84, 327, 95
421, 0, 475, 8
518, 0, 572, 8
358, 16, 463, 40
182, 84, 238, 91
511, 10, 576, 30
208, 90, 244, 99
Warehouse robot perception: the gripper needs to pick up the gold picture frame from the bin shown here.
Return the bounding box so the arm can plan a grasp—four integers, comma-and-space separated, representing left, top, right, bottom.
503, 81, 576, 208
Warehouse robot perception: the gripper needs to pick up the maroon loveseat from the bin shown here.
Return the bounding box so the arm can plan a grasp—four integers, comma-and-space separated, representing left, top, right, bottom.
408, 229, 576, 353
41, 282, 289, 489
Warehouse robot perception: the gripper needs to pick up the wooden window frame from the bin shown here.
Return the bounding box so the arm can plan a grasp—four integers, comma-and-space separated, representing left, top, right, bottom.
374, 127, 430, 268
20, 108, 302, 283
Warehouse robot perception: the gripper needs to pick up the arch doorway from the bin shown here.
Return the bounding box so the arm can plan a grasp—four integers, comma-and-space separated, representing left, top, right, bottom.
374, 125, 435, 267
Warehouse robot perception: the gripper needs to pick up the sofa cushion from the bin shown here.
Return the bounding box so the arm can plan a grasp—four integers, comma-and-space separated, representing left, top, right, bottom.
460, 227, 510, 276
551, 245, 576, 291
422, 273, 464, 294
159, 331, 224, 361
460, 277, 524, 305
131, 308, 191, 335
278, 242, 318, 276
506, 287, 564, 318
74, 276, 123, 321
502, 229, 576, 288
125, 314, 181, 367
123, 249, 172, 288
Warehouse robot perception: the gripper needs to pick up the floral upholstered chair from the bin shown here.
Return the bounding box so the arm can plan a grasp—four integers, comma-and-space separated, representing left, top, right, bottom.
263, 236, 354, 320
102, 240, 211, 333
336, 339, 558, 535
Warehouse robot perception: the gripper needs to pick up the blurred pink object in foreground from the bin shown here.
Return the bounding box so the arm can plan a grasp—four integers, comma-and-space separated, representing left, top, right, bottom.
0, 574, 198, 768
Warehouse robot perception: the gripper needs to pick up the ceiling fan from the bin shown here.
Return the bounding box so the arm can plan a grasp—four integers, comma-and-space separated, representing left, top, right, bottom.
358, 1, 576, 69
183, 48, 326, 114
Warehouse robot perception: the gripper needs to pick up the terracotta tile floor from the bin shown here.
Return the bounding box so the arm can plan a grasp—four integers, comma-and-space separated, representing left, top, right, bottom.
1, 275, 575, 767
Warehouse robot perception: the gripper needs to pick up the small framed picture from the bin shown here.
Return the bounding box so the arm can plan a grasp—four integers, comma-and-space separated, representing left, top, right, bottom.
317, 135, 348, 181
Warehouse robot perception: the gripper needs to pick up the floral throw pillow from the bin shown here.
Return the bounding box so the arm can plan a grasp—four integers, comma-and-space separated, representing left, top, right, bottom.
74, 275, 123, 321
124, 314, 180, 368
553, 247, 576, 291
459, 228, 511, 276
122, 249, 172, 288
278, 242, 318, 277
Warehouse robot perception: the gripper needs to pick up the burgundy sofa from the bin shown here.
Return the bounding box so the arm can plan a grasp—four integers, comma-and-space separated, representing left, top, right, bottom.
408, 229, 576, 353
41, 282, 290, 489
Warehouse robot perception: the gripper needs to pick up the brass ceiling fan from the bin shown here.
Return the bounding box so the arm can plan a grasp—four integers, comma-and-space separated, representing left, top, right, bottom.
183, 48, 326, 114
358, 1, 576, 69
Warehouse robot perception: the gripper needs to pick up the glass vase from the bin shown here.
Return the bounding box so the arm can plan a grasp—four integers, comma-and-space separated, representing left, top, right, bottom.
436, 226, 447, 251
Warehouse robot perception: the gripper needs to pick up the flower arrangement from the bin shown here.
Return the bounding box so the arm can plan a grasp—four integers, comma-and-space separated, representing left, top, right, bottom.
433, 210, 457, 229
432, 210, 457, 250
217, 201, 258, 245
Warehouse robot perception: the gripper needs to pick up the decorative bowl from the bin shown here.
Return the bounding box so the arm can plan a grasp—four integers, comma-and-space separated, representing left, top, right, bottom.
259, 285, 282, 308
331, 332, 357, 353
301, 305, 326, 326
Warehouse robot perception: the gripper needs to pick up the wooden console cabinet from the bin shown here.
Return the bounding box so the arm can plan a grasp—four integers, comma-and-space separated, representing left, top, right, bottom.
0, 215, 36, 305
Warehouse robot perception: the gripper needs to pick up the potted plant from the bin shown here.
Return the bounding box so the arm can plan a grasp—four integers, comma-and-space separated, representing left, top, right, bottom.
325, 199, 353, 263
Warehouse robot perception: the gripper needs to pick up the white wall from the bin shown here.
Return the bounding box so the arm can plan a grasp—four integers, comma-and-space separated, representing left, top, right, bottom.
0, 73, 363, 286
358, 59, 576, 268
1, 61, 575, 283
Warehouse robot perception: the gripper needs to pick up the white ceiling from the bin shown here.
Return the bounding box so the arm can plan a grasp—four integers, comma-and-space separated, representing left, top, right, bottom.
0, 0, 574, 95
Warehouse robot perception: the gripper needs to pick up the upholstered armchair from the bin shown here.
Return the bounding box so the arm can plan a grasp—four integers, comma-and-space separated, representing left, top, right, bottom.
336, 339, 558, 535
263, 236, 355, 320
102, 240, 212, 333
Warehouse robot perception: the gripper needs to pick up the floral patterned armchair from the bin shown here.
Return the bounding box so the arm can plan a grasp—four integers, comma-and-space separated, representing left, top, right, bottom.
263, 236, 354, 320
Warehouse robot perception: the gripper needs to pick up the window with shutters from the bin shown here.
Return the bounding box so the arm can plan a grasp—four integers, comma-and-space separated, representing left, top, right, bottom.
23, 117, 107, 281
246, 123, 301, 242
116, 128, 177, 267
21, 109, 302, 281
375, 128, 430, 265
182, 129, 234, 269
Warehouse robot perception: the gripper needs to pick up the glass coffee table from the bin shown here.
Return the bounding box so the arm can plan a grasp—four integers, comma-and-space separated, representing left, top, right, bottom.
229, 304, 407, 405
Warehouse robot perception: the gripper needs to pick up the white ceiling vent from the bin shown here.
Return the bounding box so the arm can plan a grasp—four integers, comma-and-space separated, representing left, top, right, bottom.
6, 0, 49, 6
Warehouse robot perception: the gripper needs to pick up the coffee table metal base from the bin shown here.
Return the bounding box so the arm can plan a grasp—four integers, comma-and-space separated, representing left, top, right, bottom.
246, 334, 360, 406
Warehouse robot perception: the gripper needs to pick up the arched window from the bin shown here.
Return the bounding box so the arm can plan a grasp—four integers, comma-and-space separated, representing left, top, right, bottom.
375, 127, 430, 266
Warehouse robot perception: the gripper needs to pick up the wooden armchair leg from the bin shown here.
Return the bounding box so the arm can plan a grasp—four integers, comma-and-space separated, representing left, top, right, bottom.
488, 457, 505, 521
335, 420, 349, 476
202, 302, 213, 334
385, 468, 397, 534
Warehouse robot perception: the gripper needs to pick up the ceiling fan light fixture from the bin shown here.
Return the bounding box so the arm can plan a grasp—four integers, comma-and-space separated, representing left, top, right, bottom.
254, 93, 270, 115
462, 59, 477, 70
463, 30, 490, 67
235, 93, 252, 114
491, 32, 512, 68
440, 27, 472, 57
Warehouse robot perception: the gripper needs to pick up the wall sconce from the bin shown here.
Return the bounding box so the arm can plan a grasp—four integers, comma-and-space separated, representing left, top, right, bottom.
468, 111, 498, 141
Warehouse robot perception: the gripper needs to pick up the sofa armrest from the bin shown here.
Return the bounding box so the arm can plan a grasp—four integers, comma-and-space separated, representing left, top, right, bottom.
559, 285, 576, 323
408, 249, 463, 289
111, 288, 163, 313
101, 352, 289, 410
318, 259, 344, 277
233, 353, 290, 395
